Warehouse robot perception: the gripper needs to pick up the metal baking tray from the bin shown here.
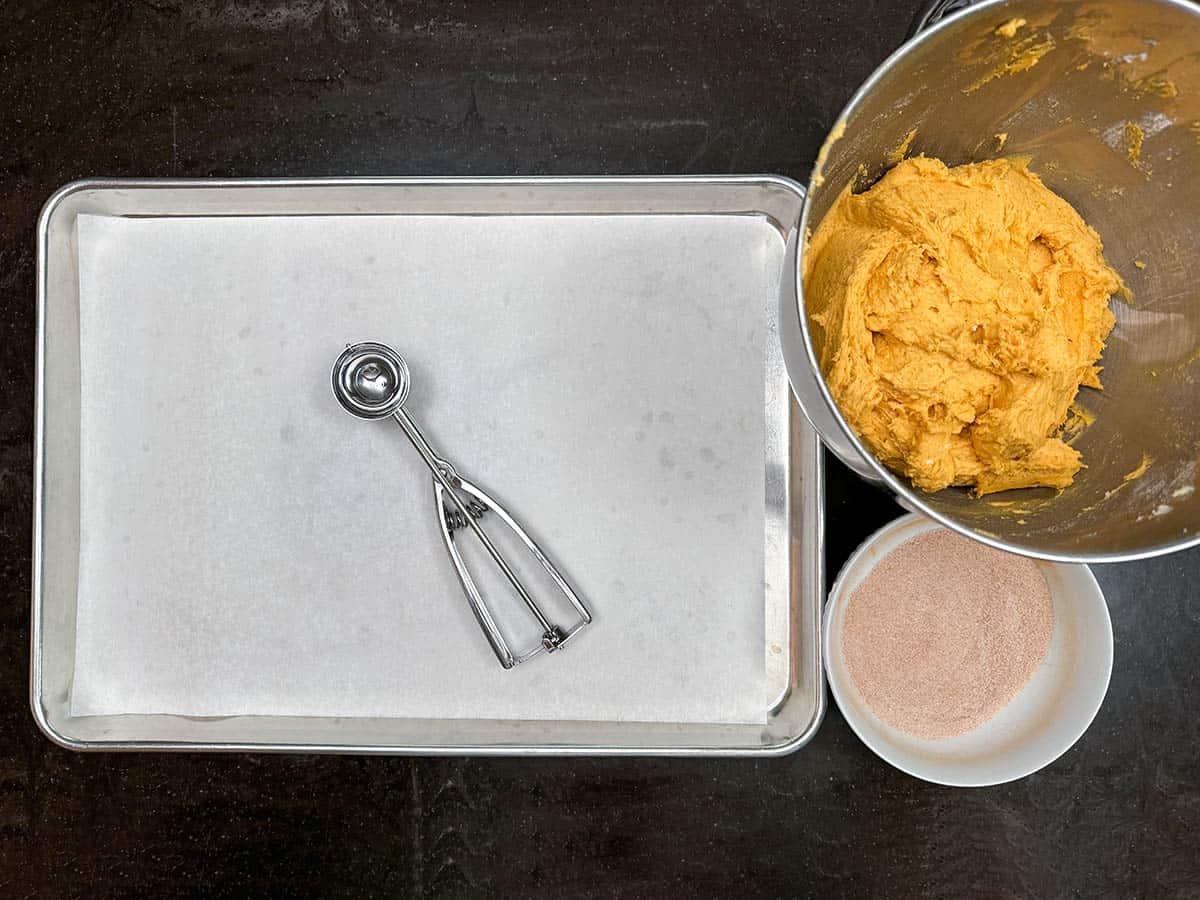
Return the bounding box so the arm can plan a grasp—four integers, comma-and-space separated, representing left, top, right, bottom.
32, 176, 824, 755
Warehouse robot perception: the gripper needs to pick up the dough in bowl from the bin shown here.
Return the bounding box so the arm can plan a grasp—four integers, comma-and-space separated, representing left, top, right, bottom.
804, 156, 1122, 495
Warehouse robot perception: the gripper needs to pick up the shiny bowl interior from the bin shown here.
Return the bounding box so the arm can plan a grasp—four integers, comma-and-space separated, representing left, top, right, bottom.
797, 0, 1200, 561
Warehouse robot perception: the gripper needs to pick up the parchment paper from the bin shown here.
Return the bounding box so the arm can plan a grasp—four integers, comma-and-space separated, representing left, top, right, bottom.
71, 212, 779, 724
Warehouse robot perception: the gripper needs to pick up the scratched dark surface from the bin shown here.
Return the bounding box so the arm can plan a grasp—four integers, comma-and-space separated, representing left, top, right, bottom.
2, 1, 1200, 897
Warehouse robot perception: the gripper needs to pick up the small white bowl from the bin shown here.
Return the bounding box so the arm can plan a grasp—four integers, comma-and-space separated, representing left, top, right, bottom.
824, 513, 1113, 787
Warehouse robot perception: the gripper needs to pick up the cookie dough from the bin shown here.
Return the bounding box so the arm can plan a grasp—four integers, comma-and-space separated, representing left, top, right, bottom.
804, 156, 1122, 495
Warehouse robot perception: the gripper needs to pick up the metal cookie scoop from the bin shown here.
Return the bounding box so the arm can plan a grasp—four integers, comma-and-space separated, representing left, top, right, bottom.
332, 341, 592, 668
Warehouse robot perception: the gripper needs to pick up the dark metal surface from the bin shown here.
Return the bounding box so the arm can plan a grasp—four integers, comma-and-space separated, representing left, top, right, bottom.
2, 1, 1199, 897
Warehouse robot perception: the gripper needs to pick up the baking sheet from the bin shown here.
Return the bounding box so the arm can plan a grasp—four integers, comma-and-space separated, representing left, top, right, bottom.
69, 212, 777, 725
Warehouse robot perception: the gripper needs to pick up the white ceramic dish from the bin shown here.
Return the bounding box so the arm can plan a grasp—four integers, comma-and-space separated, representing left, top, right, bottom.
824, 513, 1113, 787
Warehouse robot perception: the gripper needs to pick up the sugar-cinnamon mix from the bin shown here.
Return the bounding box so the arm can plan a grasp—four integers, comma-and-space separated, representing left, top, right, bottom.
841, 528, 1053, 740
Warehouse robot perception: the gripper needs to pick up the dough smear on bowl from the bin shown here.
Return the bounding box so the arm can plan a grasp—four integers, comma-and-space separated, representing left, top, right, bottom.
804, 156, 1123, 495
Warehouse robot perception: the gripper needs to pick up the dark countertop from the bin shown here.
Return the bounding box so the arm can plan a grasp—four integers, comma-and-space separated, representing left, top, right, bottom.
2, 2, 1198, 897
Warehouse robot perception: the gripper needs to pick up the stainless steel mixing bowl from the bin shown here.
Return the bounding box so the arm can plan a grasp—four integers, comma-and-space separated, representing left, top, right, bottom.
780, 0, 1200, 562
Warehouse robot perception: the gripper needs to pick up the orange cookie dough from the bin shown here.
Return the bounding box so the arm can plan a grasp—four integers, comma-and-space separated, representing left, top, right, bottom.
804, 156, 1122, 495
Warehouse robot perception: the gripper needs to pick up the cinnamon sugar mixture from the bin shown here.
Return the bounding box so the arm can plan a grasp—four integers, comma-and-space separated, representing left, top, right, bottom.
842, 528, 1053, 740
